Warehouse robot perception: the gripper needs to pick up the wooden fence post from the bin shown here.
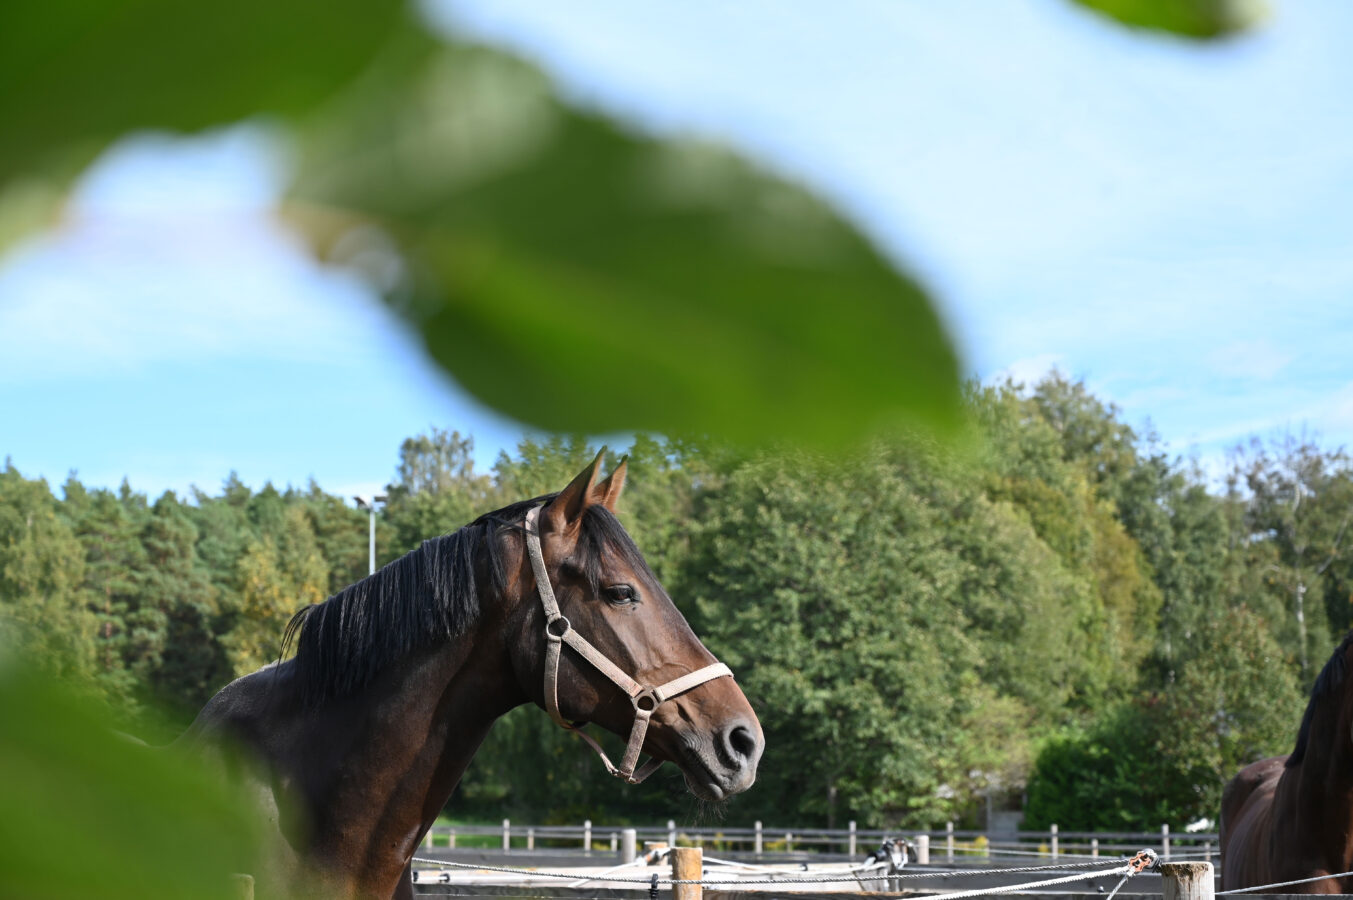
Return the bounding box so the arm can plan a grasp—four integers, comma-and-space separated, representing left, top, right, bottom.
848, 820, 857, 857
1091, 838, 1099, 858
754, 821, 763, 856
914, 834, 930, 865
448, 828, 456, 849
668, 819, 677, 849
946, 821, 954, 862
527, 827, 535, 851
1162, 862, 1213, 900
584, 819, 592, 855
671, 846, 703, 900
1162, 824, 1171, 861
1050, 824, 1059, 859
502, 819, 510, 852
425, 828, 434, 850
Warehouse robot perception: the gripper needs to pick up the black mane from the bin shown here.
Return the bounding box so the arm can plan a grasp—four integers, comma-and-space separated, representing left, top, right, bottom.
1287, 631, 1353, 767
284, 495, 546, 706
282, 494, 655, 706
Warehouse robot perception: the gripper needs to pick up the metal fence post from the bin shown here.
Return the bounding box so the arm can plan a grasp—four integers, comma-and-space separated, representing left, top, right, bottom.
848, 820, 857, 857
1091, 837, 1099, 858
669, 819, 677, 849
785, 831, 794, 853
1162, 824, 1171, 861
449, 828, 456, 849
502, 819, 510, 852
946, 821, 954, 862
611, 832, 618, 853
622, 828, 637, 864
584, 819, 592, 856
425, 828, 434, 850
914, 834, 930, 865
527, 827, 535, 851
1203, 841, 1211, 863
754, 821, 763, 856
1051, 824, 1058, 859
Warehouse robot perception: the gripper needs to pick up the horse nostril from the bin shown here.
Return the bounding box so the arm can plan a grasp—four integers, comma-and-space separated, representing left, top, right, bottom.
725, 724, 760, 763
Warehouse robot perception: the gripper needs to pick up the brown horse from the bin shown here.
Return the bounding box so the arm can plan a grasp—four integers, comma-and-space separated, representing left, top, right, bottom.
1220, 632, 1353, 893
176, 452, 764, 899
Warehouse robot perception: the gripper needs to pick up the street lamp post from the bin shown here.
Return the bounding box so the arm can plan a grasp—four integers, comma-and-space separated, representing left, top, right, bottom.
353, 494, 387, 575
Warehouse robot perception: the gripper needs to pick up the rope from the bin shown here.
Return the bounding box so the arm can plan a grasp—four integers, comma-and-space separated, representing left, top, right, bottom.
408, 857, 888, 885
894, 865, 1135, 900
407, 854, 1146, 887
1217, 869, 1353, 895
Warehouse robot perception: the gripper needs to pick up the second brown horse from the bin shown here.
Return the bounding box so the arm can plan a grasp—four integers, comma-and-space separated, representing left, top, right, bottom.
1221, 632, 1353, 893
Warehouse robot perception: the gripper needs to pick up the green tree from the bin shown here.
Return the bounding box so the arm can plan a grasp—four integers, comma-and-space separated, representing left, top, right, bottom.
1026, 605, 1302, 829
972, 380, 1161, 703
62, 477, 148, 706
1231, 435, 1353, 679
137, 492, 228, 715
683, 446, 1086, 827
0, 464, 98, 682
384, 429, 497, 559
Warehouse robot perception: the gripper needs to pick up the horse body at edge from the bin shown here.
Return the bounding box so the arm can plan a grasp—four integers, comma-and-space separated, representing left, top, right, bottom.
1221, 633, 1353, 893
175, 452, 765, 899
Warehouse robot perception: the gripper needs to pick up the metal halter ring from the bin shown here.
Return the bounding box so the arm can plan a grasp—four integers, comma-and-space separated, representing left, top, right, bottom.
546, 616, 571, 640
632, 688, 660, 713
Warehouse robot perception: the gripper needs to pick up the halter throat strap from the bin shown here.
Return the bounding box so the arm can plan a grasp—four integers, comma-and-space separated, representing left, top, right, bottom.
523, 505, 733, 784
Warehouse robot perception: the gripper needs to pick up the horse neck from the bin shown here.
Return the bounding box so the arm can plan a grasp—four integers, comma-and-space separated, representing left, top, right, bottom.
363, 600, 529, 815
299, 586, 531, 889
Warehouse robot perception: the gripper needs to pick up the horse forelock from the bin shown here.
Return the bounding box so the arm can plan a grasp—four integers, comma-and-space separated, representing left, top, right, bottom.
1287, 630, 1353, 767
575, 504, 657, 597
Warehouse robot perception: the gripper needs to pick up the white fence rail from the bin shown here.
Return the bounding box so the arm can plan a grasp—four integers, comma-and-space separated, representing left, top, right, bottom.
422, 820, 1217, 863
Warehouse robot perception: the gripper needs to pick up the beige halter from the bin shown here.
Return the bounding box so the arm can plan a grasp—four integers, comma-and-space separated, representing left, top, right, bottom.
524, 506, 734, 783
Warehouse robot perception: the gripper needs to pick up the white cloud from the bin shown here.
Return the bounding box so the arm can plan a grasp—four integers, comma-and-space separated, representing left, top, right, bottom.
1206, 339, 1294, 381
0, 128, 403, 385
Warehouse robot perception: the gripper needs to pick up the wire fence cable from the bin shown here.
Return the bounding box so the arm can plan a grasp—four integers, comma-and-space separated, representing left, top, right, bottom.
1217, 869, 1353, 895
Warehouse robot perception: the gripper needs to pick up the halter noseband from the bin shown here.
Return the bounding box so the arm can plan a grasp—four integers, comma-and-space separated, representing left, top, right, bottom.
524, 506, 734, 783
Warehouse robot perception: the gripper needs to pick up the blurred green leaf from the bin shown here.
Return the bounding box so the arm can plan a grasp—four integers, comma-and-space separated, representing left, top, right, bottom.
291, 40, 963, 447
0, 0, 410, 183
1070, 0, 1265, 39
0, 659, 264, 899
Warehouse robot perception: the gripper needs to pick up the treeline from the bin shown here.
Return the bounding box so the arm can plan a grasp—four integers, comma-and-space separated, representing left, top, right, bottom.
3, 375, 1351, 830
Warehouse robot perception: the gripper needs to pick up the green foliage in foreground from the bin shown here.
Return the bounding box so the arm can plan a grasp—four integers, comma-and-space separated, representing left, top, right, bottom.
0, 655, 264, 899
2, 375, 1350, 835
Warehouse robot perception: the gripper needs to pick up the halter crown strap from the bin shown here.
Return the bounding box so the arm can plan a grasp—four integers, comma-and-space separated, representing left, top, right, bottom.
524, 505, 734, 783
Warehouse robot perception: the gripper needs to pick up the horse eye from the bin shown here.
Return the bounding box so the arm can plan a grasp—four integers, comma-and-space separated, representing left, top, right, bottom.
605, 584, 638, 605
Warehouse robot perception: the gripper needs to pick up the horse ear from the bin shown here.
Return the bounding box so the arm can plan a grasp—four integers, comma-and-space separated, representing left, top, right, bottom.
542, 447, 606, 532
593, 456, 628, 512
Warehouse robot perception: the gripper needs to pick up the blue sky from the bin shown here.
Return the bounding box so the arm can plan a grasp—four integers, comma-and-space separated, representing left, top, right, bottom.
3, 0, 1352, 501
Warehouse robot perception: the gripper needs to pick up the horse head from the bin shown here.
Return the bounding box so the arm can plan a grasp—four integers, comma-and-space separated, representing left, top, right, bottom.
507, 451, 764, 801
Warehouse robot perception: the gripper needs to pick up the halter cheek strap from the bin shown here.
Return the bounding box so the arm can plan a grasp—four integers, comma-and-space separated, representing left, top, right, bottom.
524, 506, 734, 784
